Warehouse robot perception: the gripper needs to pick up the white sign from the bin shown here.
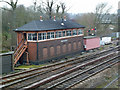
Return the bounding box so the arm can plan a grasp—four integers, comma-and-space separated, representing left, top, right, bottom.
61, 39, 68, 42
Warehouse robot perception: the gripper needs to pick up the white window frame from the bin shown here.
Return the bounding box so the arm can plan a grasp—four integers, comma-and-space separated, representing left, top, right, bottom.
50, 32, 55, 39
73, 30, 77, 36
38, 32, 47, 40
78, 29, 83, 35
47, 32, 51, 39
56, 31, 62, 38
62, 31, 66, 37
66, 30, 72, 36
27, 33, 37, 41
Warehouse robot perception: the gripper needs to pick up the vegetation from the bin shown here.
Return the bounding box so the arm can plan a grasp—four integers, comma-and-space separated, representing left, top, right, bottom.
15, 64, 47, 69
0, 1, 117, 52
74, 3, 117, 36
1, 0, 68, 52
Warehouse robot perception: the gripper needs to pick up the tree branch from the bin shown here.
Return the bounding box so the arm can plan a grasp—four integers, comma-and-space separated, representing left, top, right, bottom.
0, 1, 11, 6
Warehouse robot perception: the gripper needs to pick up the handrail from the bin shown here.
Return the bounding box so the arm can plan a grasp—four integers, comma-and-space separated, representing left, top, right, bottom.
14, 39, 24, 52
14, 40, 27, 56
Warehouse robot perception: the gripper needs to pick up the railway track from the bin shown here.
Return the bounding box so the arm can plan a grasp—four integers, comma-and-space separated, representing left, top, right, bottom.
23, 52, 119, 89
1, 45, 120, 89
46, 56, 120, 89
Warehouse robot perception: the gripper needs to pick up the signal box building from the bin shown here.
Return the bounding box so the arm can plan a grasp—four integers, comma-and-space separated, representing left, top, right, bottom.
14, 18, 85, 65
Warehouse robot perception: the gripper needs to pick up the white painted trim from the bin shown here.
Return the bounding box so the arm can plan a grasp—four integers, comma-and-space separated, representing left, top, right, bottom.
27, 35, 84, 42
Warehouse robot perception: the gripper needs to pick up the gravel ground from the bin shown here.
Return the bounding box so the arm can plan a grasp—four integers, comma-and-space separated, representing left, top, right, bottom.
72, 63, 120, 88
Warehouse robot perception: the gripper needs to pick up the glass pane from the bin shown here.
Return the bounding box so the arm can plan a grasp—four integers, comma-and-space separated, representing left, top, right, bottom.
69, 31, 71, 36
28, 34, 31, 40
38, 33, 42, 40
66, 31, 69, 36
51, 32, 54, 38
62, 31, 66, 37
78, 30, 83, 35
47, 32, 50, 39
66, 30, 71, 36
33, 33, 37, 41
56, 32, 59, 38
59, 31, 62, 37
43, 33, 46, 40
73, 30, 77, 35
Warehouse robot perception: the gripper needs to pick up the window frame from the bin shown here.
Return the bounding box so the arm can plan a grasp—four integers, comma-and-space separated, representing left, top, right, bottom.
27, 33, 37, 41
50, 32, 55, 39
78, 29, 83, 35
66, 30, 72, 36
72, 30, 77, 36
55, 31, 62, 38
38, 32, 47, 40
27, 29, 84, 42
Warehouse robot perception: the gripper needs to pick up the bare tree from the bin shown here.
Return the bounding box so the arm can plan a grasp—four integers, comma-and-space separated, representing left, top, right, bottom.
60, 3, 66, 18
37, 0, 68, 19
94, 3, 112, 30
0, 0, 19, 50
0, 0, 18, 28
55, 4, 60, 18
38, 0, 54, 19
74, 3, 113, 36
0, 0, 18, 11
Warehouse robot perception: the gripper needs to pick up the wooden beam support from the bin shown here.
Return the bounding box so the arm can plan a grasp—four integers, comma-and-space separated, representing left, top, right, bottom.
26, 52, 29, 65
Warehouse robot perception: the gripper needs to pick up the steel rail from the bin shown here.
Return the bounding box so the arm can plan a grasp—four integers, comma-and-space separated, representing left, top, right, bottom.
2, 45, 120, 80
2, 51, 116, 89
46, 55, 120, 89
65, 60, 120, 89
22, 53, 119, 89
1, 46, 120, 89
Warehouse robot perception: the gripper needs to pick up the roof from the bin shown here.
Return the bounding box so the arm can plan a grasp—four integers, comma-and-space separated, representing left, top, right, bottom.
14, 19, 85, 32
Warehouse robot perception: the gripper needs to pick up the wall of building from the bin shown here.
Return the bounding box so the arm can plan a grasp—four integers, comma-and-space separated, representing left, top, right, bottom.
84, 37, 100, 50
25, 36, 84, 64
17, 32, 23, 45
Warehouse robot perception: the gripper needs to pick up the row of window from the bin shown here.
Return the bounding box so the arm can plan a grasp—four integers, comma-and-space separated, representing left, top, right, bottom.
28, 30, 83, 41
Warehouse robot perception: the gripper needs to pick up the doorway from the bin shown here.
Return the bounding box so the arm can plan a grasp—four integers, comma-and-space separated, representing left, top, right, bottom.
23, 33, 27, 41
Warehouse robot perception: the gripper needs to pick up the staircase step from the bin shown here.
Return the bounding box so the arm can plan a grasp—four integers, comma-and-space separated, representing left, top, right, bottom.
14, 41, 28, 65
14, 47, 27, 65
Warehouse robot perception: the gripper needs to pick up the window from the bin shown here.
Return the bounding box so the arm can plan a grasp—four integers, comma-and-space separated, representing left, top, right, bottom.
55, 32, 58, 38
28, 33, 37, 41
78, 29, 83, 35
73, 30, 77, 35
38, 32, 46, 40
66, 30, 71, 36
47, 32, 50, 39
58, 31, 62, 37
56, 31, 62, 38
62, 31, 66, 37
50, 32, 55, 39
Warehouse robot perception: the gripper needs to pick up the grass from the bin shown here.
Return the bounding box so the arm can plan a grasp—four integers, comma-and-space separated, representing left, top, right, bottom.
0, 50, 9, 53
15, 64, 47, 69
96, 75, 118, 88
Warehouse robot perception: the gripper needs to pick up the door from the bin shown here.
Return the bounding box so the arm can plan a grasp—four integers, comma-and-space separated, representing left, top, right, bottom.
23, 33, 27, 41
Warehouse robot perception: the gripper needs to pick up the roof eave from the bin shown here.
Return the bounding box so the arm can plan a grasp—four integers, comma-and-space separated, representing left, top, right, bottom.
13, 26, 85, 32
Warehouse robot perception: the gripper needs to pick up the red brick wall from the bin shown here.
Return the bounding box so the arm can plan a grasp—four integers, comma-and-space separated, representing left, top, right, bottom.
26, 36, 84, 63
17, 32, 23, 44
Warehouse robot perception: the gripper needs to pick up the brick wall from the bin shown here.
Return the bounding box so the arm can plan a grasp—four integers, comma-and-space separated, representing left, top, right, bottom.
22, 36, 84, 64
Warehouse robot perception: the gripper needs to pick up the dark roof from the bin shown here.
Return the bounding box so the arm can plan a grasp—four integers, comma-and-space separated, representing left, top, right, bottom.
14, 19, 85, 31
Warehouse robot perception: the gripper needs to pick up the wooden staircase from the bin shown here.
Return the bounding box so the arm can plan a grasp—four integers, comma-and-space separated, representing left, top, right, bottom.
14, 39, 27, 65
